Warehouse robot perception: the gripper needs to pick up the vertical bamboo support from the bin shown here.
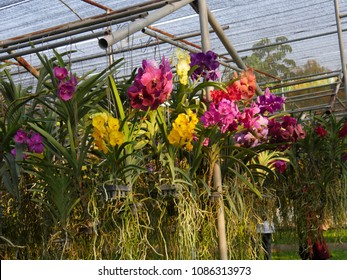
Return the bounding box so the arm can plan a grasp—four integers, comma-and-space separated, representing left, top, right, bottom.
334, 0, 347, 105
213, 161, 228, 259
194, 3, 263, 96
197, 0, 228, 260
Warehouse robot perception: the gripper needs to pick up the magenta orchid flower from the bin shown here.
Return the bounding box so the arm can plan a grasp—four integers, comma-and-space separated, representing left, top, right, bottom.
256, 88, 285, 115
58, 79, 77, 101
273, 160, 287, 174
12, 129, 44, 156
27, 132, 44, 154
53, 66, 68, 80
14, 128, 28, 143
128, 57, 173, 111
54, 66, 78, 101
201, 98, 239, 134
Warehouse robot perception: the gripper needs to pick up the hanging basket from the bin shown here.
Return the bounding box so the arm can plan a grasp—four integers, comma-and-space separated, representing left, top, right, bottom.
159, 184, 181, 198
104, 184, 131, 200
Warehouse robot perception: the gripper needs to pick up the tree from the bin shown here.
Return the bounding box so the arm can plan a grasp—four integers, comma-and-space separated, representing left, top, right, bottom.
286, 60, 332, 111
294, 59, 331, 77
244, 36, 296, 84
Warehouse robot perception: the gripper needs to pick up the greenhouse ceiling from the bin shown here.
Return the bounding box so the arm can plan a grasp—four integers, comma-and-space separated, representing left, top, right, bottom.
1, 0, 347, 114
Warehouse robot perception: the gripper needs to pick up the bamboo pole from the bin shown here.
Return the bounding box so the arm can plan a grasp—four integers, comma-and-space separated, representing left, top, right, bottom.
191, 2, 263, 96
196, 0, 228, 260
334, 0, 347, 106
13, 55, 40, 79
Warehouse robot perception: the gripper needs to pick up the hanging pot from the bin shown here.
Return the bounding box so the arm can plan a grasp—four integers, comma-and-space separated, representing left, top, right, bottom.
104, 184, 131, 201
159, 184, 181, 198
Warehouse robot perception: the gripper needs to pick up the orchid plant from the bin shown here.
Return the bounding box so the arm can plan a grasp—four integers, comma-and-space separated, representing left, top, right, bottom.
274, 113, 347, 259
0, 46, 323, 260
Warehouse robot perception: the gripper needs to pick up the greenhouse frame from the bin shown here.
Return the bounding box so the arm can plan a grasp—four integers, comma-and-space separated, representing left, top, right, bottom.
1, 0, 347, 261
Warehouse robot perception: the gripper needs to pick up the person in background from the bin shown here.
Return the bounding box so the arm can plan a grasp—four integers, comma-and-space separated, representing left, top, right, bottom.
257, 219, 275, 260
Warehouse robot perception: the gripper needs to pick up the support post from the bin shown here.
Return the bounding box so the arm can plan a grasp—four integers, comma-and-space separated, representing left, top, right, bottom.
198, 0, 210, 51
213, 161, 228, 260
197, 0, 228, 260
334, 0, 347, 105
142, 27, 241, 72
191, 2, 263, 95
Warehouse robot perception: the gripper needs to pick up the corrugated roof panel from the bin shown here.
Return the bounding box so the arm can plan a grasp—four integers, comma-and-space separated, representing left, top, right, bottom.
1, 0, 346, 83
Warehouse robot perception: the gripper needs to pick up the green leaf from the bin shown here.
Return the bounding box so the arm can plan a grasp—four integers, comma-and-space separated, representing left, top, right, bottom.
190, 81, 227, 98
228, 167, 262, 198
67, 120, 77, 161
108, 75, 130, 139
174, 167, 193, 186
0, 153, 19, 198
52, 49, 66, 67
133, 140, 148, 150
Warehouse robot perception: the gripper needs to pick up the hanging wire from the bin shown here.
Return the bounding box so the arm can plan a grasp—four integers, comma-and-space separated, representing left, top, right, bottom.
153, 32, 162, 61
57, 0, 83, 20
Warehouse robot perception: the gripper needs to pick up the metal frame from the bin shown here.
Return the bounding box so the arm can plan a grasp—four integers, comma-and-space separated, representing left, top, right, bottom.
1, 0, 346, 115
98, 0, 196, 49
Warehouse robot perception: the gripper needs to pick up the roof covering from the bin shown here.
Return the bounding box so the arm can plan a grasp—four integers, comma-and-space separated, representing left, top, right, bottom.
1, 0, 347, 114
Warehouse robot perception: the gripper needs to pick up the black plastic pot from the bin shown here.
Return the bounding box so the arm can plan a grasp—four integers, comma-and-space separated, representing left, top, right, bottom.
104, 184, 131, 200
